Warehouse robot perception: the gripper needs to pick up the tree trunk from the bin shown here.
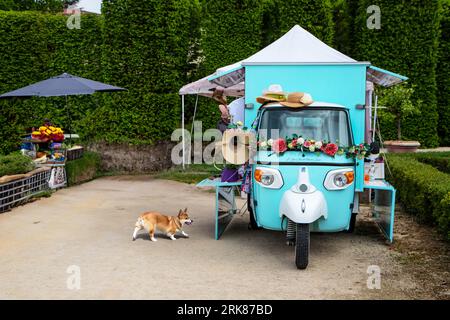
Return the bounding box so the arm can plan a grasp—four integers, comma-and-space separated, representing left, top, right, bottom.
397, 117, 402, 140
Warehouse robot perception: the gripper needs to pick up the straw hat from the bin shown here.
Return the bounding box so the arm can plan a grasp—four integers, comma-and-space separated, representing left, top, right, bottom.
212, 87, 228, 105
220, 130, 254, 165
280, 92, 313, 108
256, 84, 286, 104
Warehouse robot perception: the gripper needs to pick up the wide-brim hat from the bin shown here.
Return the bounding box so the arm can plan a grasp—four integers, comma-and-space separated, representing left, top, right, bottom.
256, 84, 286, 104
280, 92, 313, 108
218, 130, 255, 165
212, 87, 228, 105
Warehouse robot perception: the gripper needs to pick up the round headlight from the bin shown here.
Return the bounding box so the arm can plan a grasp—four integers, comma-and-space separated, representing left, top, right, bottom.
333, 173, 348, 188
261, 174, 274, 186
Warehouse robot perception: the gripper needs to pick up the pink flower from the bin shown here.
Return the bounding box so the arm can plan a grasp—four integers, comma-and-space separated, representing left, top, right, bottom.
272, 138, 288, 154
323, 143, 339, 156
303, 140, 312, 148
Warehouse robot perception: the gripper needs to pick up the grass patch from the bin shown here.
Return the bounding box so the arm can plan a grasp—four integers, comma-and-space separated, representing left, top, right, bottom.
0, 152, 35, 177
153, 164, 220, 184
65, 151, 102, 186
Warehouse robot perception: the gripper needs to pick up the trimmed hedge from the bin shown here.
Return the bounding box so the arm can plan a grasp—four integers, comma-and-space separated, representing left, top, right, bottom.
267, 0, 334, 46
386, 154, 450, 240
353, 0, 441, 147
65, 151, 101, 185
0, 0, 69, 12
413, 152, 450, 174
0, 11, 105, 154
0, 152, 35, 177
194, 0, 267, 130
437, 1, 450, 146
100, 0, 200, 143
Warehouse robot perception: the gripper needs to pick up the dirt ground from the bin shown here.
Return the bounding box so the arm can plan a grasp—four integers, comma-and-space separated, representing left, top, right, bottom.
0, 176, 448, 300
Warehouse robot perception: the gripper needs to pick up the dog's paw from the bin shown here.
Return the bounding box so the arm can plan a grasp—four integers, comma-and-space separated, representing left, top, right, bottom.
182, 232, 189, 238
132, 237, 136, 241
150, 237, 157, 242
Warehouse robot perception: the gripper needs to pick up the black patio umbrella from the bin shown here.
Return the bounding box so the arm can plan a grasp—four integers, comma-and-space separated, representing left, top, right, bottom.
0, 73, 126, 141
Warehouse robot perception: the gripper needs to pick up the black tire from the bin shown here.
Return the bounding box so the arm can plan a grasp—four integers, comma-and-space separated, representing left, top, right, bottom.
295, 223, 310, 269
247, 193, 261, 230
345, 213, 357, 233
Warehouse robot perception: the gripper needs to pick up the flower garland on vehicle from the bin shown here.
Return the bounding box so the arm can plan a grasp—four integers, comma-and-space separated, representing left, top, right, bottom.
258, 135, 370, 159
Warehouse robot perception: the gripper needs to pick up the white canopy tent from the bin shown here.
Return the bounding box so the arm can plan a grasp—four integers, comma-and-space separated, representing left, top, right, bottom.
178, 25, 407, 167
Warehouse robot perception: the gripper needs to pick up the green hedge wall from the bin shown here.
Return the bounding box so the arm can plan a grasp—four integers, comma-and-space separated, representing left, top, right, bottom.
100, 0, 200, 143
193, 0, 267, 130
353, 0, 441, 147
437, 1, 450, 146
0, 11, 104, 154
387, 154, 450, 240
266, 0, 334, 46
0, 0, 69, 12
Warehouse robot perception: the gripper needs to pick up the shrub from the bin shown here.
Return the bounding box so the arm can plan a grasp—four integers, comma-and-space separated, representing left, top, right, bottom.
65, 151, 101, 185
386, 154, 450, 240
415, 153, 450, 174
0, 152, 35, 177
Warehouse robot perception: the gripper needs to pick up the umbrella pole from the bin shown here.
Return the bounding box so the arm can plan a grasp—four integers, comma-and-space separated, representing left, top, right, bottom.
66, 95, 72, 145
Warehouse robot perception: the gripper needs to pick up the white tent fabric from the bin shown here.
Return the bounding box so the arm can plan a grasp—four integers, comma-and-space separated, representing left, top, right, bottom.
242, 25, 361, 65
179, 62, 244, 97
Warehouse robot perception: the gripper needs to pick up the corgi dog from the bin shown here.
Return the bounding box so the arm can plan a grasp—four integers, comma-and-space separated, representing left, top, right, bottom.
132, 208, 193, 242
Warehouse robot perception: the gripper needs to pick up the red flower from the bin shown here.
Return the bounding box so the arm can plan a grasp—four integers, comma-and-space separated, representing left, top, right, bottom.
323, 143, 338, 156
291, 139, 298, 147
272, 138, 288, 154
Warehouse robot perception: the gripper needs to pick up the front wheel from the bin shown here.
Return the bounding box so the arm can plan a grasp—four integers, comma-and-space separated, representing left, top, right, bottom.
295, 223, 310, 269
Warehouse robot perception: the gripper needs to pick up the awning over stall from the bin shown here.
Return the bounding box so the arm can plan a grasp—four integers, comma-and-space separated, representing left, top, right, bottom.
366, 65, 408, 87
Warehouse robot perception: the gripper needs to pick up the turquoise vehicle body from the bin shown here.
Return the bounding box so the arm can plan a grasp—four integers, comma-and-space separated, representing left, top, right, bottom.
245, 64, 367, 233
184, 25, 404, 269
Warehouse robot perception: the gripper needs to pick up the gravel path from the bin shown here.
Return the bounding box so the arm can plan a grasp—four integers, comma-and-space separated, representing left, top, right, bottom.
0, 176, 447, 299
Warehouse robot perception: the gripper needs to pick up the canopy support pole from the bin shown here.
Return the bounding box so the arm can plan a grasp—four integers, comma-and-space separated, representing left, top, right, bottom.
190, 94, 199, 137
372, 94, 378, 143
181, 94, 185, 169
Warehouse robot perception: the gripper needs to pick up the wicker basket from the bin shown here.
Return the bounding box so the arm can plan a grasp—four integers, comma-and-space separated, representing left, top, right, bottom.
66, 146, 84, 161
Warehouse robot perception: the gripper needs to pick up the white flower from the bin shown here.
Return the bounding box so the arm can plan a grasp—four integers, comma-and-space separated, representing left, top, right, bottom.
260, 141, 267, 148
309, 145, 316, 152
315, 141, 323, 149
267, 139, 274, 146
236, 121, 243, 127
298, 137, 305, 145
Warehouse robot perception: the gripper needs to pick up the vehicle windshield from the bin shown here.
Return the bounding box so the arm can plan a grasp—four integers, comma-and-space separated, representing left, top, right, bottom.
258, 108, 352, 146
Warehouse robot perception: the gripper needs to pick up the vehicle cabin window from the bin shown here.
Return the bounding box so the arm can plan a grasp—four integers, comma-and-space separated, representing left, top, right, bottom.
258, 108, 351, 146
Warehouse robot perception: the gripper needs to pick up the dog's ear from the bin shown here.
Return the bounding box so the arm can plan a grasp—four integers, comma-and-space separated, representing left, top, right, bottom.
178, 209, 182, 215
184, 207, 188, 213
